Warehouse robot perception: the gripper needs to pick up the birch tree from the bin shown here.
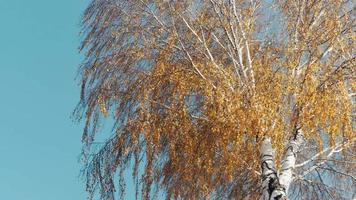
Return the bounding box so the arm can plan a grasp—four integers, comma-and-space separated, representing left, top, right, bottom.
75, 0, 356, 199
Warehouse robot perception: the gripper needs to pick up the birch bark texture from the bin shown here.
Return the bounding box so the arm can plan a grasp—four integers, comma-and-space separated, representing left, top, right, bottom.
260, 131, 304, 200
76, 0, 356, 199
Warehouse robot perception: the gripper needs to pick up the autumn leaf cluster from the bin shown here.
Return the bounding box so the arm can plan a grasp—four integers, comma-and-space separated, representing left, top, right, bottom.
76, 0, 355, 199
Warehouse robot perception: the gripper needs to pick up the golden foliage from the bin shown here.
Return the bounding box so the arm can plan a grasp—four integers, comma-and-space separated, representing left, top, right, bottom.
77, 0, 355, 199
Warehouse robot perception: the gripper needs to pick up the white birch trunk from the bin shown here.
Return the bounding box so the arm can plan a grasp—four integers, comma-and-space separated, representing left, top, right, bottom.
259, 138, 287, 200
279, 131, 304, 192
259, 131, 304, 200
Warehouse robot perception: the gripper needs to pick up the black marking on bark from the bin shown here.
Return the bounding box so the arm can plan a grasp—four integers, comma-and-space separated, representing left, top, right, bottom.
274, 194, 283, 200
284, 145, 297, 158
262, 154, 274, 159
266, 176, 287, 200
262, 161, 276, 172
280, 167, 292, 173
268, 177, 279, 199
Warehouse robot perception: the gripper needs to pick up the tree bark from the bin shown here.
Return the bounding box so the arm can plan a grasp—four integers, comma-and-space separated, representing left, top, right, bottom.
259, 137, 287, 200
279, 131, 304, 192
259, 131, 304, 200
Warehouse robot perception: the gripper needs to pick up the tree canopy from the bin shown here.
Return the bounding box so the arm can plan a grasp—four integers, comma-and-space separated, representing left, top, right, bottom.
75, 0, 355, 199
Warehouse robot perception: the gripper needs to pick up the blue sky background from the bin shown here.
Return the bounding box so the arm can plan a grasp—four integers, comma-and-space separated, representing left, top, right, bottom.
0, 0, 89, 199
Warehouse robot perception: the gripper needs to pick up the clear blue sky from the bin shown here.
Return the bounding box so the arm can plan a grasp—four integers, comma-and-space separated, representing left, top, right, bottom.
0, 0, 88, 199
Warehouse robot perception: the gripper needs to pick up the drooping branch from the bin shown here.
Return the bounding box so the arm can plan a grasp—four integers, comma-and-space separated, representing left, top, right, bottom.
298, 138, 356, 178
78, 1, 356, 199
